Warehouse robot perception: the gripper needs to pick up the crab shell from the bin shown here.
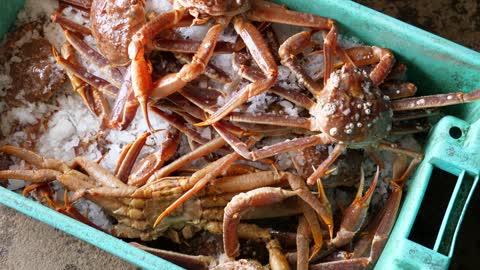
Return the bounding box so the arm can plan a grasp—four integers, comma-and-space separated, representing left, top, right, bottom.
310, 65, 393, 148
90, 0, 146, 66
175, 0, 251, 17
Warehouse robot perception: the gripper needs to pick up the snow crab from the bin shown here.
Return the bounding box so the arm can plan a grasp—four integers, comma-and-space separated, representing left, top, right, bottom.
50, 0, 337, 132
219, 30, 480, 188
0, 126, 344, 269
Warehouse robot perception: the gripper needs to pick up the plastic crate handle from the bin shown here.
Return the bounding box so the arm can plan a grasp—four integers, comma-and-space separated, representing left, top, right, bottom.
377, 116, 480, 270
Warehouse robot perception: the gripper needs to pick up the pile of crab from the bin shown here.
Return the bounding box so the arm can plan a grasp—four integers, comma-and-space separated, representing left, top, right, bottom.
1, 0, 479, 269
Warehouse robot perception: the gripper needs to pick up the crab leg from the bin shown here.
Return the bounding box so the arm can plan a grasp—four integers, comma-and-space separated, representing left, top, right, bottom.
0, 145, 70, 172
152, 137, 259, 227
129, 242, 214, 270
153, 39, 236, 54
176, 87, 223, 116
150, 107, 208, 144
267, 239, 292, 270
223, 187, 296, 258
68, 157, 127, 188
393, 108, 441, 121
378, 141, 424, 183
287, 173, 333, 236
58, 171, 143, 220
296, 216, 311, 270
51, 11, 91, 35
52, 46, 118, 97
390, 121, 432, 136
229, 112, 313, 130
307, 143, 346, 185
311, 159, 407, 269
146, 136, 226, 182
279, 31, 322, 95
0, 147, 140, 220
233, 52, 315, 109
196, 17, 278, 126
174, 53, 232, 83
166, 93, 210, 120
109, 69, 139, 130
128, 128, 181, 187
300, 202, 324, 259
148, 22, 225, 99
345, 46, 395, 86
114, 131, 153, 182
353, 154, 407, 258
60, 0, 92, 10
251, 133, 334, 161
247, 0, 332, 30
391, 88, 480, 111
63, 30, 124, 86
212, 122, 254, 160
0, 169, 61, 183
330, 167, 379, 247
128, 8, 188, 131
380, 81, 417, 99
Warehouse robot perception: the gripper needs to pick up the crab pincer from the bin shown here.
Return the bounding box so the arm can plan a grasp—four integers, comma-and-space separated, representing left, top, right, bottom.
331, 166, 379, 248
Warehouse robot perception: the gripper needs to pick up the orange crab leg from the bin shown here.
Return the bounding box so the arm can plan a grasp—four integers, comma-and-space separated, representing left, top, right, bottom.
61, 43, 111, 127
51, 11, 92, 35
229, 112, 314, 130
150, 107, 208, 144
0, 145, 70, 172
128, 128, 181, 187
128, 8, 188, 131
279, 31, 322, 95
307, 143, 346, 185
0, 169, 61, 183
60, 0, 92, 10
130, 242, 214, 270
251, 133, 334, 161
153, 39, 236, 54
113, 131, 153, 182
152, 136, 259, 228
52, 46, 118, 98
150, 23, 225, 99
322, 23, 338, 84
223, 187, 297, 258
63, 30, 124, 86
296, 216, 311, 270
68, 157, 127, 188
196, 16, 278, 126
174, 53, 232, 84
300, 202, 323, 261
330, 167, 379, 248
146, 136, 226, 183
247, 0, 331, 30
109, 69, 139, 130
232, 52, 315, 109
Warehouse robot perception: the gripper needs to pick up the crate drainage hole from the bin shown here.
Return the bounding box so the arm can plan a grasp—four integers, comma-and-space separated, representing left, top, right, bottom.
449, 126, 462, 139
408, 167, 457, 250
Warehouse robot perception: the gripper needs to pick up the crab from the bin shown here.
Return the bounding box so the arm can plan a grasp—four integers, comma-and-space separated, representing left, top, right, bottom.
94, 0, 337, 131
0, 125, 353, 269
212, 29, 480, 189
50, 0, 227, 129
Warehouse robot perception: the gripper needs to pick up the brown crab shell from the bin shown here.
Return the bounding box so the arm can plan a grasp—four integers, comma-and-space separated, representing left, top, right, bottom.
310, 65, 393, 148
176, 0, 250, 17
90, 0, 146, 67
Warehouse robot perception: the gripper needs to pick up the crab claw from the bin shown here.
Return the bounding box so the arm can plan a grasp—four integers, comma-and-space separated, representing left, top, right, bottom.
331, 166, 379, 248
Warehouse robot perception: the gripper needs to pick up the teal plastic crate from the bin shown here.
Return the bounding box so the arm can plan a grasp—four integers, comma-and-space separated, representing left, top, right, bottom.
1, 1, 479, 269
